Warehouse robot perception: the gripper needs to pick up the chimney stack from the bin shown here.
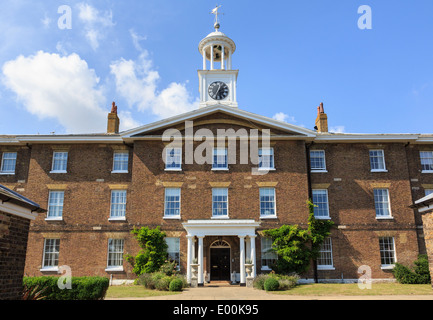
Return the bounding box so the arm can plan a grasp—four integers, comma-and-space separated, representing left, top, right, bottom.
107, 102, 120, 134
315, 102, 328, 133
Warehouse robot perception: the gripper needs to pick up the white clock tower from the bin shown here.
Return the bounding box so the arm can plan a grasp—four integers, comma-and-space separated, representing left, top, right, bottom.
198, 6, 238, 108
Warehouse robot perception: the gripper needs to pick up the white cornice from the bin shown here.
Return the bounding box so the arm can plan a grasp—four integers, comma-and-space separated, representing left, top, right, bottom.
314, 133, 420, 143
0, 201, 38, 220
16, 135, 123, 144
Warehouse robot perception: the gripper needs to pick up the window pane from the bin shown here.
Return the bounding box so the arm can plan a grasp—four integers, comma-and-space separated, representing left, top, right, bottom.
212, 188, 228, 216
166, 148, 182, 169
317, 238, 333, 266
52, 152, 68, 171
212, 148, 228, 169
48, 191, 64, 218
165, 237, 180, 269
108, 239, 124, 267
374, 189, 391, 217
312, 189, 329, 218
369, 150, 385, 170
1, 152, 17, 173
379, 237, 395, 265
420, 151, 433, 171
111, 190, 127, 218
43, 239, 60, 268
165, 188, 181, 216
113, 152, 129, 171
260, 188, 276, 216
261, 237, 277, 268
310, 150, 326, 170
259, 148, 274, 169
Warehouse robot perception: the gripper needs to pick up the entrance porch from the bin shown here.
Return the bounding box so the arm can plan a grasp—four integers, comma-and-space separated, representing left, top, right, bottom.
182, 219, 260, 286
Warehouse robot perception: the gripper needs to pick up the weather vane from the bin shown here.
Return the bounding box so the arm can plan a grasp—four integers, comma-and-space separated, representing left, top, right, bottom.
211, 5, 224, 29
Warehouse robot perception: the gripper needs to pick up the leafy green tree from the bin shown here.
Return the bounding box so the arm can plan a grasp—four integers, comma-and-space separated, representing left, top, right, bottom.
263, 200, 334, 275
125, 226, 168, 276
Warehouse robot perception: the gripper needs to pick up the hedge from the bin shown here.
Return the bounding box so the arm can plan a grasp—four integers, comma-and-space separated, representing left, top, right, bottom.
23, 276, 109, 300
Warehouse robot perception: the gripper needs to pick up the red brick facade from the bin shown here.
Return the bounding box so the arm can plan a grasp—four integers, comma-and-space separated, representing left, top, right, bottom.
1, 107, 431, 284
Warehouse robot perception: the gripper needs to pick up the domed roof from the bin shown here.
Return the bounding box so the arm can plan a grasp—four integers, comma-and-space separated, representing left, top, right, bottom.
198, 28, 236, 54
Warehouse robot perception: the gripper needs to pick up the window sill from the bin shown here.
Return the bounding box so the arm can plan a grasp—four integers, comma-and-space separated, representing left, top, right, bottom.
381, 265, 395, 270
105, 267, 124, 272
260, 215, 278, 219
212, 168, 229, 171
109, 217, 127, 221
45, 217, 63, 221
164, 168, 182, 172
40, 267, 59, 272
111, 170, 128, 174
422, 170, 433, 174
376, 216, 394, 220
317, 266, 335, 270
311, 170, 328, 173
211, 216, 229, 219
163, 215, 181, 220
0, 172, 15, 175
371, 169, 388, 173
261, 267, 272, 271
50, 170, 67, 174
258, 167, 276, 171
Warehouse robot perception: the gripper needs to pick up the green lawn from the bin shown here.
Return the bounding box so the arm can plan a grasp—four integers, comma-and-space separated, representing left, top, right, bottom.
271, 283, 433, 296
105, 285, 181, 299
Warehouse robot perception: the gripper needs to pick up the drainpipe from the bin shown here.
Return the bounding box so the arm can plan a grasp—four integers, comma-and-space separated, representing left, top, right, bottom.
306, 142, 318, 283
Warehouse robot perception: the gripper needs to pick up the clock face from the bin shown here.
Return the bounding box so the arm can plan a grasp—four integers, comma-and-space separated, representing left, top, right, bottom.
208, 81, 229, 100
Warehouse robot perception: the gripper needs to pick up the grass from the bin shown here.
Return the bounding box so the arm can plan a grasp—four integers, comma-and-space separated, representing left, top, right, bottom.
271, 283, 433, 296
105, 285, 181, 299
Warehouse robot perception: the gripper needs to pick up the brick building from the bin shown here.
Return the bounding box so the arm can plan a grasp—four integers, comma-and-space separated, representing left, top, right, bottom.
0, 185, 44, 299
1, 19, 432, 286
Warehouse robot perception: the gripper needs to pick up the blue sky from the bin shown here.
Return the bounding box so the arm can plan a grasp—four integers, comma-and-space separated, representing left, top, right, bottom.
1, 0, 433, 135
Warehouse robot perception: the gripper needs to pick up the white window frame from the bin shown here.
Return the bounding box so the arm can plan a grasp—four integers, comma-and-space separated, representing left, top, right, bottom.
259, 187, 277, 219
0, 152, 17, 175
109, 190, 127, 221
379, 237, 396, 269
50, 151, 68, 173
212, 148, 228, 170
112, 151, 129, 173
374, 188, 393, 219
261, 237, 277, 271
212, 188, 229, 218
258, 148, 275, 170
369, 149, 387, 172
41, 238, 60, 271
312, 189, 330, 219
164, 188, 181, 219
420, 151, 433, 173
106, 239, 124, 271
310, 150, 327, 172
46, 191, 64, 221
165, 237, 180, 270
165, 147, 182, 171
317, 237, 335, 270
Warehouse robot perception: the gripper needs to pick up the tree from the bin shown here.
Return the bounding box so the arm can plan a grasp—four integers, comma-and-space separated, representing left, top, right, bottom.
125, 226, 168, 276
263, 200, 334, 276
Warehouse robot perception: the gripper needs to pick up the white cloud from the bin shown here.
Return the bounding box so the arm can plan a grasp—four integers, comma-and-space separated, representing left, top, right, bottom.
329, 126, 346, 133
77, 3, 115, 51
129, 29, 147, 52
110, 52, 198, 119
41, 14, 52, 29
2, 51, 107, 133
272, 112, 296, 123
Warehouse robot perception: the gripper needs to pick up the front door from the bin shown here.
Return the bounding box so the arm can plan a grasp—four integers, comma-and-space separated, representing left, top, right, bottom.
210, 248, 230, 281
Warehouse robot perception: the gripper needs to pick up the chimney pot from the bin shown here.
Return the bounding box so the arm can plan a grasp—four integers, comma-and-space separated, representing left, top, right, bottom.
107, 102, 120, 134
315, 102, 328, 133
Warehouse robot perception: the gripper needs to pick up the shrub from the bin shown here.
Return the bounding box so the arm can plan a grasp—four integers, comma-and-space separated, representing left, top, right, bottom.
155, 276, 172, 291
159, 260, 178, 276
169, 278, 184, 292
23, 276, 109, 300
137, 273, 155, 289
264, 277, 279, 291
253, 274, 268, 290
392, 254, 431, 284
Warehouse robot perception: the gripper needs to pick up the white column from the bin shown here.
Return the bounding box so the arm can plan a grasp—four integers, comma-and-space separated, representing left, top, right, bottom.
250, 235, 257, 278
202, 47, 206, 70
221, 45, 225, 70
239, 236, 246, 285
198, 236, 204, 286
187, 235, 193, 284
210, 45, 214, 70
228, 50, 232, 70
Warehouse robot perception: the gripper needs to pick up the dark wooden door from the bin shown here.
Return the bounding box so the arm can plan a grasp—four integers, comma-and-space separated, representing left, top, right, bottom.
210, 248, 230, 281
